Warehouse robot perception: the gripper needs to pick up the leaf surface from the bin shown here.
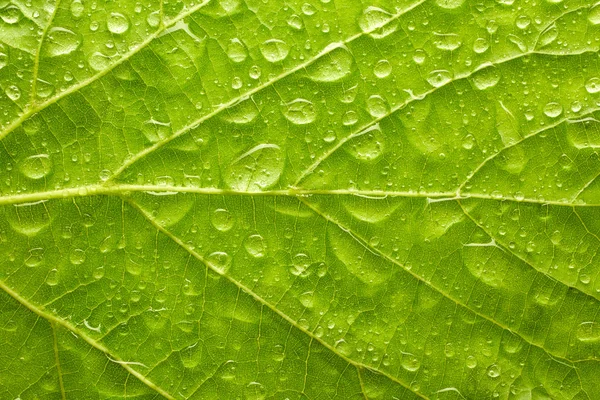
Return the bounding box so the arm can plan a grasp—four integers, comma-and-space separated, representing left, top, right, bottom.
1, 0, 600, 399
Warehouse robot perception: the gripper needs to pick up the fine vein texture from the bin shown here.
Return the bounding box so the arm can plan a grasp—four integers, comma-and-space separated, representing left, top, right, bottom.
1, 0, 600, 399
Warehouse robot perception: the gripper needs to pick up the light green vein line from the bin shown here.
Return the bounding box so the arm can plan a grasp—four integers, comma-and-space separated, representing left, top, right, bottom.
51, 322, 67, 400
0, 279, 174, 400
2, 184, 600, 207
125, 197, 429, 400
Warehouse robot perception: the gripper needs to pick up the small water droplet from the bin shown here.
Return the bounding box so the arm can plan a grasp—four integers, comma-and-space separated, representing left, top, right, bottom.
287, 14, 303, 30
401, 353, 421, 372
436, 0, 465, 9
211, 209, 234, 232
434, 33, 462, 51
358, 6, 393, 34
486, 364, 501, 378
70, 248, 86, 265
224, 144, 284, 191
89, 52, 111, 71
472, 65, 500, 90
473, 37, 489, 53
306, 45, 354, 82
5, 85, 20, 101
345, 124, 385, 161
589, 4, 600, 25
147, 11, 160, 28
70, 0, 84, 18
244, 382, 266, 400
585, 77, 600, 94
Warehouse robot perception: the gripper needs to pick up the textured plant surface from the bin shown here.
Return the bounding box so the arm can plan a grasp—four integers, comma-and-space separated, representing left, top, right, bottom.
2, 0, 600, 399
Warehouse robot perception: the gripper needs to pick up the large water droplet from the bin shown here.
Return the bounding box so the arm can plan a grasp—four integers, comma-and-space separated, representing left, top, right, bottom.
19, 154, 52, 179
589, 4, 600, 25
366, 95, 390, 118
472, 64, 500, 90
436, 0, 465, 8
282, 98, 316, 125
427, 70, 452, 87
473, 37, 489, 53
142, 119, 171, 143
358, 6, 393, 33
244, 382, 266, 400
5, 85, 20, 101
89, 52, 111, 71
401, 353, 421, 372
537, 24, 558, 47
222, 97, 259, 124
244, 234, 266, 258
107, 12, 130, 34
307, 45, 354, 82
224, 144, 284, 191
543, 102, 562, 118
0, 5, 22, 24
211, 208, 234, 232
373, 59, 392, 78
576, 321, 600, 342
434, 33, 462, 51
345, 124, 385, 162
486, 364, 501, 378
585, 77, 600, 94
207, 251, 232, 274
227, 38, 248, 63
45, 27, 82, 57
260, 39, 289, 63
46, 269, 59, 286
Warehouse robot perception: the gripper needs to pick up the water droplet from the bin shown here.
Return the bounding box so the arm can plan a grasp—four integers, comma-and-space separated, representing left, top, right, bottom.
207, 251, 232, 274
576, 321, 600, 342
342, 110, 358, 126
466, 355, 477, 368
589, 4, 600, 25
401, 353, 421, 372
93, 266, 105, 280
301, 3, 316, 15
244, 234, 266, 258
345, 124, 385, 162
224, 144, 284, 191
25, 248, 45, 267
211, 209, 234, 232
222, 97, 259, 124
231, 76, 243, 89
244, 382, 266, 400
486, 364, 501, 378
45, 27, 82, 57
147, 11, 160, 28
70, 248, 86, 265
508, 34, 527, 52
19, 154, 52, 179
516, 15, 531, 30
227, 38, 248, 63
412, 49, 426, 64
537, 25, 558, 47
249, 65, 261, 80
287, 14, 303, 30
334, 339, 352, 356
472, 64, 500, 90
46, 269, 59, 286
366, 95, 390, 118
543, 102, 562, 118
434, 33, 462, 51
585, 77, 600, 94
89, 52, 111, 71
307, 45, 354, 82
260, 39, 289, 63
36, 79, 54, 99
0, 51, 7, 70
5, 85, 20, 101
427, 70, 452, 88
107, 12, 130, 34
373, 59, 392, 78
282, 98, 316, 125
291, 253, 311, 276
358, 6, 393, 34
473, 37, 489, 53
436, 0, 465, 9
299, 291, 314, 308
70, 0, 84, 18
0, 5, 22, 24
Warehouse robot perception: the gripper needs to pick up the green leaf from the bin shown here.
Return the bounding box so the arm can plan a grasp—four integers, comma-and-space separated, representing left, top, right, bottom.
1, 0, 600, 398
